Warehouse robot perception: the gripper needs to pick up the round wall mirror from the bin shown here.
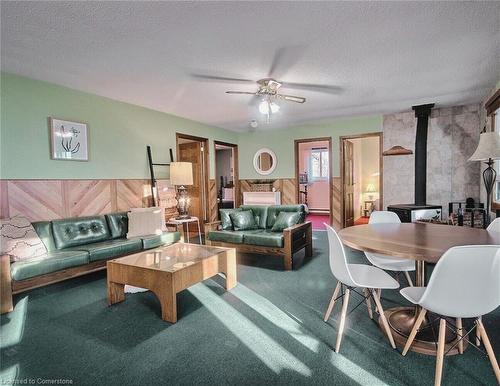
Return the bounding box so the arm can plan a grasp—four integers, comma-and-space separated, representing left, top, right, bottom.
253, 148, 277, 175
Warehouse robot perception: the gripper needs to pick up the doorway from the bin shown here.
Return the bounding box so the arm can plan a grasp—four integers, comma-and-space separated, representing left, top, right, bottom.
295, 137, 333, 230
176, 133, 210, 233
340, 133, 383, 228
214, 141, 239, 219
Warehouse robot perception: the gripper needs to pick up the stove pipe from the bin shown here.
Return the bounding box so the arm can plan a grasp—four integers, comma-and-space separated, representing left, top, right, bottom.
412, 103, 434, 206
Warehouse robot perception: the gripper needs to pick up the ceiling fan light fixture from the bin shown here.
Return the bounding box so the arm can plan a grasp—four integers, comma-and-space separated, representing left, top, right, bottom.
258, 99, 280, 115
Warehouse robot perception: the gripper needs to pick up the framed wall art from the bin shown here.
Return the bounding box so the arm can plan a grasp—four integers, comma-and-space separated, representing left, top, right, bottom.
49, 117, 88, 161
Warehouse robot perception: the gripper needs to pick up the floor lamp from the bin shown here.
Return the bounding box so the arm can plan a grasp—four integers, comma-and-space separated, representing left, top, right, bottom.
469, 131, 500, 225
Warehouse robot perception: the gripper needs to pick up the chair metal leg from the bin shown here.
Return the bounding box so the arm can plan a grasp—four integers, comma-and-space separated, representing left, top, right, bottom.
403, 271, 414, 286
435, 318, 447, 386
402, 308, 427, 356
476, 316, 482, 346
324, 282, 341, 322
456, 318, 464, 354
363, 288, 373, 319
371, 289, 396, 349
477, 319, 500, 384
335, 287, 350, 353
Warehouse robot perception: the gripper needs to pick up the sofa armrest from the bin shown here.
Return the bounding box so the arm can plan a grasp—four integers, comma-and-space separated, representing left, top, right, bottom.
283, 221, 312, 235
1, 254, 13, 313
283, 221, 313, 263
204, 221, 221, 233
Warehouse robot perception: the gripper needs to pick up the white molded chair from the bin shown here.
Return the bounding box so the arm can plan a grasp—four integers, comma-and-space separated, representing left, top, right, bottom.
323, 224, 399, 352
487, 217, 500, 233
366, 211, 415, 286
401, 245, 500, 386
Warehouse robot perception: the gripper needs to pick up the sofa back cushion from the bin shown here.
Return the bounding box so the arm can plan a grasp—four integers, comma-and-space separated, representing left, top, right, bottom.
52, 216, 111, 249
32, 221, 57, 251
240, 205, 268, 229
220, 208, 241, 230
229, 210, 258, 231
266, 205, 306, 229
105, 212, 129, 239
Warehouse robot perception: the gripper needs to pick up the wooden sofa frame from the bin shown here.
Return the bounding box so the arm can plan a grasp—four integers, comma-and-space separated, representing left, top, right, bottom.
204, 221, 313, 270
1, 254, 109, 314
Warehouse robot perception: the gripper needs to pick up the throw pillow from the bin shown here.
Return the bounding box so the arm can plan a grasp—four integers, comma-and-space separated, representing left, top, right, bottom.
229, 210, 257, 231
130, 207, 167, 231
271, 212, 301, 232
220, 208, 241, 230
0, 216, 47, 262
127, 208, 164, 238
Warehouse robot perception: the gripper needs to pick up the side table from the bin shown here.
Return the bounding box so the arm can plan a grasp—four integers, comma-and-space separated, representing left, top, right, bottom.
166, 217, 202, 244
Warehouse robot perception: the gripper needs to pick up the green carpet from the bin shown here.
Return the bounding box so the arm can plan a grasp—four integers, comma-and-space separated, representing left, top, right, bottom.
1, 231, 498, 385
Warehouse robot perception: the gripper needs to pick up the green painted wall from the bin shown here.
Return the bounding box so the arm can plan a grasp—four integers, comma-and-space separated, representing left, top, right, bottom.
1, 73, 382, 181
238, 116, 383, 179
0, 73, 238, 179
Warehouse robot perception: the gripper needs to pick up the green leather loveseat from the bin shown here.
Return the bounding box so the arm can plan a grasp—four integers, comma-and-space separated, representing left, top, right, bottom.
205, 205, 312, 270
1, 212, 180, 313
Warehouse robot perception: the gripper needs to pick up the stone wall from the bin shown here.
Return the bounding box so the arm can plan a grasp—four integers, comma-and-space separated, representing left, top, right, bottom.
383, 104, 481, 218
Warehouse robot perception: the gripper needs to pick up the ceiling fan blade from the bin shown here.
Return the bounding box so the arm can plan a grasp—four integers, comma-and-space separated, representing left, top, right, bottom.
282, 82, 344, 95
226, 91, 258, 95
268, 45, 306, 79
191, 73, 254, 83
278, 94, 306, 103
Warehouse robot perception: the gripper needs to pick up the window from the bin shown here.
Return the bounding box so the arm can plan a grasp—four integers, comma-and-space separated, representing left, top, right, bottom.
310, 148, 329, 179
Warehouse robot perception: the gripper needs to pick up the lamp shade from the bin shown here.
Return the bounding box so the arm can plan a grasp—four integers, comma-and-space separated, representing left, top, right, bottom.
365, 183, 377, 193
170, 162, 193, 186
469, 131, 500, 161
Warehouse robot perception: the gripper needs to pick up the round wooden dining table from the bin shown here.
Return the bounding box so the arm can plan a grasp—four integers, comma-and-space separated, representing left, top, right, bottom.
338, 222, 500, 355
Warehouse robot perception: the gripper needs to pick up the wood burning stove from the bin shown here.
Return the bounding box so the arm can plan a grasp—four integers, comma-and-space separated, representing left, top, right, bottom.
387, 103, 443, 222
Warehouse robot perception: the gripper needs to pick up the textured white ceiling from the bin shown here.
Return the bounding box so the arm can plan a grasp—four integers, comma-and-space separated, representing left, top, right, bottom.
2, 1, 499, 132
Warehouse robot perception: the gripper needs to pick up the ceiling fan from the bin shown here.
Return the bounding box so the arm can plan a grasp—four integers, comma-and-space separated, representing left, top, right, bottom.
225, 78, 306, 122
191, 46, 344, 125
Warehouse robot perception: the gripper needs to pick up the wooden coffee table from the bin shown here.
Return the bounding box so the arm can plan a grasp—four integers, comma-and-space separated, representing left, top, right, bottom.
107, 243, 237, 323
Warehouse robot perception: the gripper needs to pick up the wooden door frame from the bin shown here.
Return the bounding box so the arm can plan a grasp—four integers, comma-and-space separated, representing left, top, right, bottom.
294, 137, 333, 225
214, 140, 240, 208
339, 132, 383, 228
176, 133, 210, 223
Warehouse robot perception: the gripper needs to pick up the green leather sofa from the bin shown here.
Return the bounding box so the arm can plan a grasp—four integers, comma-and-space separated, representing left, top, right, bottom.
1, 212, 180, 313
205, 205, 312, 270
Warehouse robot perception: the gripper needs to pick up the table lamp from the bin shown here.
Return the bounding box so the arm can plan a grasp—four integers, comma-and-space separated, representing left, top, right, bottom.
170, 162, 194, 219
365, 183, 377, 201
468, 131, 500, 225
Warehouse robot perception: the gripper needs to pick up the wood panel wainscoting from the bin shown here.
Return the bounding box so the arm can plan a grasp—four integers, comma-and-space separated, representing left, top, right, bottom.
238, 178, 342, 229
0, 179, 178, 222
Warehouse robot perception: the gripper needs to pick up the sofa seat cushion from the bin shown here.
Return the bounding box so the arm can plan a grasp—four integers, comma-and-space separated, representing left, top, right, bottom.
67, 238, 142, 262
242, 230, 284, 248
11, 250, 90, 281
52, 216, 111, 249
141, 231, 181, 249
207, 230, 245, 244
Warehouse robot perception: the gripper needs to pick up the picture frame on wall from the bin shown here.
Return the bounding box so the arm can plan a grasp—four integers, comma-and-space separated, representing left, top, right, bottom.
49, 117, 89, 161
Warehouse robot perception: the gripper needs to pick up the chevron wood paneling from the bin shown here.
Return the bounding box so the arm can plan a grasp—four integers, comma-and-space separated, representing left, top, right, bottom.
0, 179, 178, 223
209, 179, 218, 223
7, 180, 65, 221
67, 180, 112, 217
116, 179, 150, 211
